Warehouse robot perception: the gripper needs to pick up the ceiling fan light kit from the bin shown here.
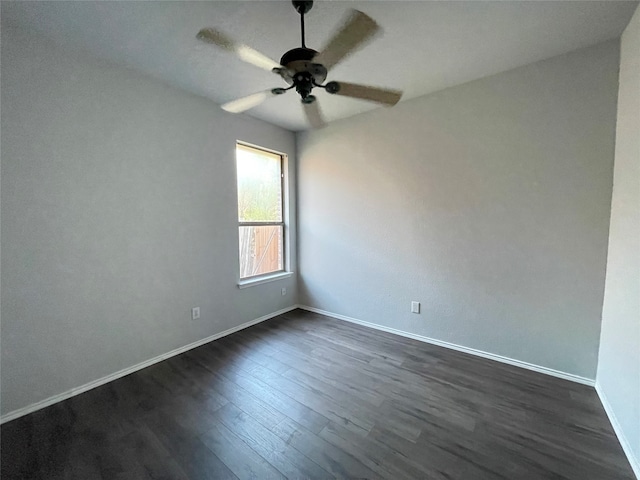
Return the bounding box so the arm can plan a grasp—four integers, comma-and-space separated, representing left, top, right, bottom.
197, 0, 403, 127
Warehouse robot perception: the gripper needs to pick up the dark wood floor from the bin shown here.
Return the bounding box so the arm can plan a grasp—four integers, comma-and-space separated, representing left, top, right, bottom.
1, 309, 635, 479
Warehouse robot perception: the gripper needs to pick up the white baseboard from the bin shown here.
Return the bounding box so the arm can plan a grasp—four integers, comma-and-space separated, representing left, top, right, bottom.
298, 305, 595, 387
0, 305, 298, 425
596, 383, 640, 479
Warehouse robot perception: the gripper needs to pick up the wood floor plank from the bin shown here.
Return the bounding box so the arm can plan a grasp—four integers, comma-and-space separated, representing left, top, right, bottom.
182, 352, 289, 431
282, 362, 386, 407
142, 409, 239, 480
109, 425, 191, 480
199, 422, 286, 480
369, 423, 510, 480
319, 420, 427, 480
219, 334, 293, 375
240, 362, 375, 437
212, 359, 331, 434
2, 309, 635, 480
211, 402, 331, 479
272, 416, 383, 479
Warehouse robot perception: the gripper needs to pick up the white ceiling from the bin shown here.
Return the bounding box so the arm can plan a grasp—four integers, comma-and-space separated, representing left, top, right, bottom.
2, 1, 637, 131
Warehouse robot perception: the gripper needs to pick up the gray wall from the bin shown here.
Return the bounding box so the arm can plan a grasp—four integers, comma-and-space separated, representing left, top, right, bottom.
1, 24, 297, 416
297, 41, 620, 379
597, 5, 640, 473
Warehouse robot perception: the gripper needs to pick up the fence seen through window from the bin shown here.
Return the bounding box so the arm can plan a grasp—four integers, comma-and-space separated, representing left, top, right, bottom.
236, 143, 284, 279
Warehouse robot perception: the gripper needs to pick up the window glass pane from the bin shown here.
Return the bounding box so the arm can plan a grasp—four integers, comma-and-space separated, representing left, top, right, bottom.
239, 225, 284, 278
236, 144, 282, 222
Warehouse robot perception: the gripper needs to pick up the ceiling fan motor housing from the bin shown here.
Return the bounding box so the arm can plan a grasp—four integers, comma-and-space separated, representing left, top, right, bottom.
277, 47, 328, 97
280, 47, 315, 66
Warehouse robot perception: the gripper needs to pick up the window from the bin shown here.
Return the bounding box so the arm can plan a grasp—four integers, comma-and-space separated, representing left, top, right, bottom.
236, 142, 286, 280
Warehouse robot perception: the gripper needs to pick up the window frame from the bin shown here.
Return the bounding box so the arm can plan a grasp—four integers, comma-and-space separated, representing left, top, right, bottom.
235, 141, 288, 283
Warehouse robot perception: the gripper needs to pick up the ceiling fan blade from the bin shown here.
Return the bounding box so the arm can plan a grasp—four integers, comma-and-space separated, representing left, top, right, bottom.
330, 82, 402, 106
221, 90, 276, 113
304, 101, 326, 129
197, 28, 282, 72
313, 10, 380, 71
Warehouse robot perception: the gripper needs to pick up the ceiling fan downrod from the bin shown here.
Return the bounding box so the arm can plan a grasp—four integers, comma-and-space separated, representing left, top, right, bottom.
292, 0, 313, 48
273, 1, 326, 103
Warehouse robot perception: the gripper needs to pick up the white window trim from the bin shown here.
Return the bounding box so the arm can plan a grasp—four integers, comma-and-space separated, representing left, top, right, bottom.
235, 141, 292, 286
238, 271, 294, 289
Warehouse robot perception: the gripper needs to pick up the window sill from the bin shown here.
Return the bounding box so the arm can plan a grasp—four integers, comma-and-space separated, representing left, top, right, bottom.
238, 272, 294, 289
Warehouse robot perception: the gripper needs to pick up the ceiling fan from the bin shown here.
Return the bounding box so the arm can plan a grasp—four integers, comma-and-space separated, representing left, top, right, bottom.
196, 0, 403, 128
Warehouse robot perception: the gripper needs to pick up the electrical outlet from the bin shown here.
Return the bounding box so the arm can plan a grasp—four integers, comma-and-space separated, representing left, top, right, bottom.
411, 301, 420, 314
281, 287, 287, 296
191, 307, 200, 320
